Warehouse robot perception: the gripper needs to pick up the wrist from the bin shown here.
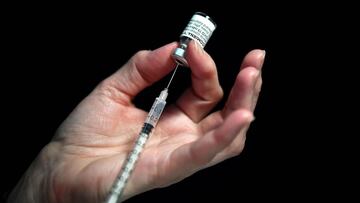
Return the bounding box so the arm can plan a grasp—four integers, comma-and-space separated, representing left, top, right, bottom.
8, 147, 55, 203
7, 170, 39, 202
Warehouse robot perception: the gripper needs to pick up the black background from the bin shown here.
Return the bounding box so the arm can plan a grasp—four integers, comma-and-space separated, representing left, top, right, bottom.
2, 2, 356, 202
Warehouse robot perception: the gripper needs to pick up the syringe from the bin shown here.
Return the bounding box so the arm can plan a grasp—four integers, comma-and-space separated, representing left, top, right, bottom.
105, 65, 179, 203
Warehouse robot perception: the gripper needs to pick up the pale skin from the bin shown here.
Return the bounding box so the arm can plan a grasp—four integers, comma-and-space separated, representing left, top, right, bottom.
8, 41, 265, 203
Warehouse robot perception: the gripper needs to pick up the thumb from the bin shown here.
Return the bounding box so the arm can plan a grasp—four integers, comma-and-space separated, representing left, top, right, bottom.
97, 42, 178, 104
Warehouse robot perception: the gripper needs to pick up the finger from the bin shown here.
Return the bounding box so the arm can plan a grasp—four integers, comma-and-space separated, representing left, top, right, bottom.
95, 42, 178, 105
210, 50, 265, 157
215, 73, 264, 165
211, 83, 262, 165
224, 74, 263, 158
222, 67, 259, 117
200, 68, 259, 132
167, 110, 253, 175
221, 49, 266, 117
176, 41, 223, 122
240, 49, 266, 70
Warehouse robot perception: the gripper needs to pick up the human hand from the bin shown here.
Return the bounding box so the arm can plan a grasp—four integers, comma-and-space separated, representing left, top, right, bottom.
8, 41, 265, 203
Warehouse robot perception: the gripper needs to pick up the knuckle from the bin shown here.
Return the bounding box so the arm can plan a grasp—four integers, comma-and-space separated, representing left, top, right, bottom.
202, 61, 217, 78
95, 79, 129, 105
96, 79, 114, 95
198, 85, 223, 103
193, 58, 217, 79
212, 86, 224, 101
228, 141, 245, 157
131, 50, 149, 62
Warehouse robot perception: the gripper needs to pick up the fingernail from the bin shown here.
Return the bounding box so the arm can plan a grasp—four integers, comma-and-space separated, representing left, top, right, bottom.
252, 69, 260, 80
254, 74, 262, 90
194, 40, 204, 54
253, 73, 260, 91
249, 114, 256, 122
259, 50, 266, 69
255, 69, 261, 77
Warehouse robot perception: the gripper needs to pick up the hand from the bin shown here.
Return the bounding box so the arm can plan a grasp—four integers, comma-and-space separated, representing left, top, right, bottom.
8, 41, 265, 203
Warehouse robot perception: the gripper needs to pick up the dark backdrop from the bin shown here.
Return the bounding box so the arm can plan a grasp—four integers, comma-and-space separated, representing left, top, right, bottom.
2, 2, 355, 202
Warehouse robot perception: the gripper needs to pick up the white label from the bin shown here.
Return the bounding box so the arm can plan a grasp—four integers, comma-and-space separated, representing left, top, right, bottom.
181, 14, 216, 48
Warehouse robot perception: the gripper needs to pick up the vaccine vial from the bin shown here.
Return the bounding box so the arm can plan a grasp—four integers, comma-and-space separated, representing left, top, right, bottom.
172, 12, 217, 66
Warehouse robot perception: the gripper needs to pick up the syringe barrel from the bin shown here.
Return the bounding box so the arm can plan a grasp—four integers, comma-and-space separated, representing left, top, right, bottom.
105, 129, 151, 203
145, 90, 167, 126
105, 89, 168, 203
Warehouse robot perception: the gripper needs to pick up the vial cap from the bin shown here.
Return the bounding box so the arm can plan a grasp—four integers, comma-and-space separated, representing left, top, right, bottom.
172, 47, 188, 66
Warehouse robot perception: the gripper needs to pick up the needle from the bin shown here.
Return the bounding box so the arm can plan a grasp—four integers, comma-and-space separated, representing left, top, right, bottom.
166, 64, 179, 89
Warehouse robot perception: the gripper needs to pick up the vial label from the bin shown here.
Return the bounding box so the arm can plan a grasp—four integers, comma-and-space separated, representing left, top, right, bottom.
181, 14, 216, 48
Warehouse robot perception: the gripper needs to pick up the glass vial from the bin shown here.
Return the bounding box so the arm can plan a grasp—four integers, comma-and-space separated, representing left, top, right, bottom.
172, 12, 217, 66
